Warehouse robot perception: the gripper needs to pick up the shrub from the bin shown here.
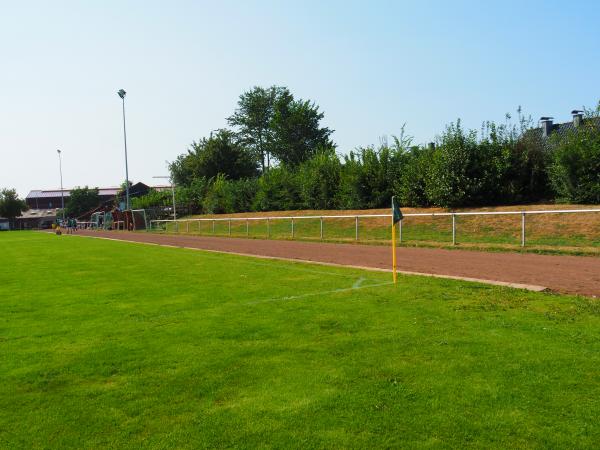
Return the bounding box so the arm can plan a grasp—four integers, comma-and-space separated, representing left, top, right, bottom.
253, 167, 301, 211
229, 178, 259, 212
549, 107, 600, 203
202, 175, 235, 214
297, 148, 342, 209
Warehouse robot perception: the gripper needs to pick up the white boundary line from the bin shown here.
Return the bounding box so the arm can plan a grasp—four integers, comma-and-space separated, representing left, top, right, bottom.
58, 232, 548, 293
246, 281, 395, 305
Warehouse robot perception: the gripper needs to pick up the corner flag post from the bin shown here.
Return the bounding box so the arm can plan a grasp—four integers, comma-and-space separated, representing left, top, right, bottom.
392, 213, 397, 284
391, 196, 403, 284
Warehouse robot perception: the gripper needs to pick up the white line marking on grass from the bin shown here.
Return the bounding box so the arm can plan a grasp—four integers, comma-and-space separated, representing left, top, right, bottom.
60, 233, 381, 283
352, 277, 366, 288
183, 247, 373, 280
61, 232, 548, 293
247, 281, 394, 305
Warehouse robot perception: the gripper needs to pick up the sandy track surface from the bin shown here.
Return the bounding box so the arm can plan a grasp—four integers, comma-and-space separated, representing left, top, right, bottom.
73, 230, 600, 297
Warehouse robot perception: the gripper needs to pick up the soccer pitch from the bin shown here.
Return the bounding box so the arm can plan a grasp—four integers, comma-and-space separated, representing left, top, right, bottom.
1, 233, 599, 448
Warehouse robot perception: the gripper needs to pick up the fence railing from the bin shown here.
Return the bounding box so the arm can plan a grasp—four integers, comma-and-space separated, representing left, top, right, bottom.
149, 208, 600, 248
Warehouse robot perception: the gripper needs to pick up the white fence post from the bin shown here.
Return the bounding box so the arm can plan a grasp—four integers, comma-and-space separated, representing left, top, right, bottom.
355, 216, 359, 241
228, 219, 231, 236
398, 219, 404, 244
246, 219, 249, 236
291, 218, 294, 239
399, 219, 403, 243
212, 220, 215, 234
521, 212, 526, 247
267, 218, 270, 239
320, 217, 323, 240
452, 213, 456, 245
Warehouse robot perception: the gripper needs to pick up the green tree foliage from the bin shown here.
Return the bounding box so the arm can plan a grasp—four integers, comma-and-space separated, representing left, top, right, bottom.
338, 133, 409, 209
227, 86, 333, 170
202, 174, 234, 214
64, 186, 100, 217
131, 188, 172, 210
169, 129, 258, 185
201, 176, 260, 214
396, 146, 432, 207
157, 93, 600, 214
253, 167, 301, 211
0, 189, 28, 219
423, 119, 536, 207
271, 98, 334, 167
229, 178, 259, 212
297, 148, 342, 209
227, 86, 287, 172
549, 106, 600, 203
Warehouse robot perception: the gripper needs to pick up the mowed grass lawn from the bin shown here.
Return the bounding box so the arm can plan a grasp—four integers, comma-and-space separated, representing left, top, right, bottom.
1, 233, 600, 448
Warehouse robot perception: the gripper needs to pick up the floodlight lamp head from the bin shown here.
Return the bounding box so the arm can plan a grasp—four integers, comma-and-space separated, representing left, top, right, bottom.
117, 89, 126, 99
57, 149, 61, 154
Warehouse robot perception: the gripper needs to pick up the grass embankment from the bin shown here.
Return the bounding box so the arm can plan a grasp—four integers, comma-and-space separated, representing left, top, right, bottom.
158, 204, 600, 255
1, 232, 600, 448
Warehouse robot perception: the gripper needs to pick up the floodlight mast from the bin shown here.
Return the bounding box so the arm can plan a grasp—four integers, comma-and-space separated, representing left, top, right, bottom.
153, 175, 176, 220
118, 89, 130, 210
57, 149, 65, 221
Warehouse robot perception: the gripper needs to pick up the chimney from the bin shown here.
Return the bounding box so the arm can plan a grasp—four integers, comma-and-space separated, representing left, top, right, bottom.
540, 117, 553, 138
571, 110, 584, 128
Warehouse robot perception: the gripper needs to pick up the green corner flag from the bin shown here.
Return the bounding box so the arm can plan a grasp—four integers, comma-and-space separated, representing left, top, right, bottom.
392, 197, 403, 224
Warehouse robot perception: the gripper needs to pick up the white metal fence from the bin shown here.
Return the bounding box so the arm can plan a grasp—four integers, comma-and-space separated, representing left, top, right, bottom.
149, 208, 600, 247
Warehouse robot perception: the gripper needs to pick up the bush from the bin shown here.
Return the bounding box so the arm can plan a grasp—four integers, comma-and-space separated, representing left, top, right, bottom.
395, 147, 432, 207
549, 107, 600, 203
229, 178, 259, 212
131, 189, 171, 210
339, 144, 402, 209
202, 175, 235, 214
337, 154, 364, 209
253, 167, 301, 211
297, 149, 342, 209
423, 120, 521, 207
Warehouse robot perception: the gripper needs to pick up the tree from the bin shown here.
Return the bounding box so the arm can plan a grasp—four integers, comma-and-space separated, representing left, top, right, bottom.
228, 86, 334, 170
169, 129, 258, 186
65, 186, 100, 217
0, 188, 28, 220
271, 98, 334, 167
227, 86, 290, 172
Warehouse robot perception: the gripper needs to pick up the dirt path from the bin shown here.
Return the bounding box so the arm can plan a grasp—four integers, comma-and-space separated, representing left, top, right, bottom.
73, 230, 600, 297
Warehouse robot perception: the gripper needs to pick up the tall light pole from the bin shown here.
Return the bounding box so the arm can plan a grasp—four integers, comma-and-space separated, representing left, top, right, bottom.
153, 175, 176, 220
117, 89, 130, 210
57, 149, 65, 221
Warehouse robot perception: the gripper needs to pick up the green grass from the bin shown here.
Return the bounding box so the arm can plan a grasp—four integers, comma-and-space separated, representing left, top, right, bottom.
1, 232, 600, 448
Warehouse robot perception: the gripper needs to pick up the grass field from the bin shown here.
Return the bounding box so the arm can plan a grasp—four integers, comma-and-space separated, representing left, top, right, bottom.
157, 205, 600, 255
1, 232, 600, 448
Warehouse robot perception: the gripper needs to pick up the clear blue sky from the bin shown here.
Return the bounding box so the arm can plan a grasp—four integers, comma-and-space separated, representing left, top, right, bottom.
1, 0, 599, 197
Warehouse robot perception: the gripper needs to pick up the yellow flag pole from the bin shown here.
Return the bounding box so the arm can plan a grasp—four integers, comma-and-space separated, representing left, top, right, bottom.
391, 214, 397, 284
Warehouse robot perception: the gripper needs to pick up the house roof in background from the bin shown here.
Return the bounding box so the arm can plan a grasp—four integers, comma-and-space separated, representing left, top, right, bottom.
529, 116, 600, 141
25, 183, 166, 199
26, 188, 121, 199
18, 209, 59, 219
